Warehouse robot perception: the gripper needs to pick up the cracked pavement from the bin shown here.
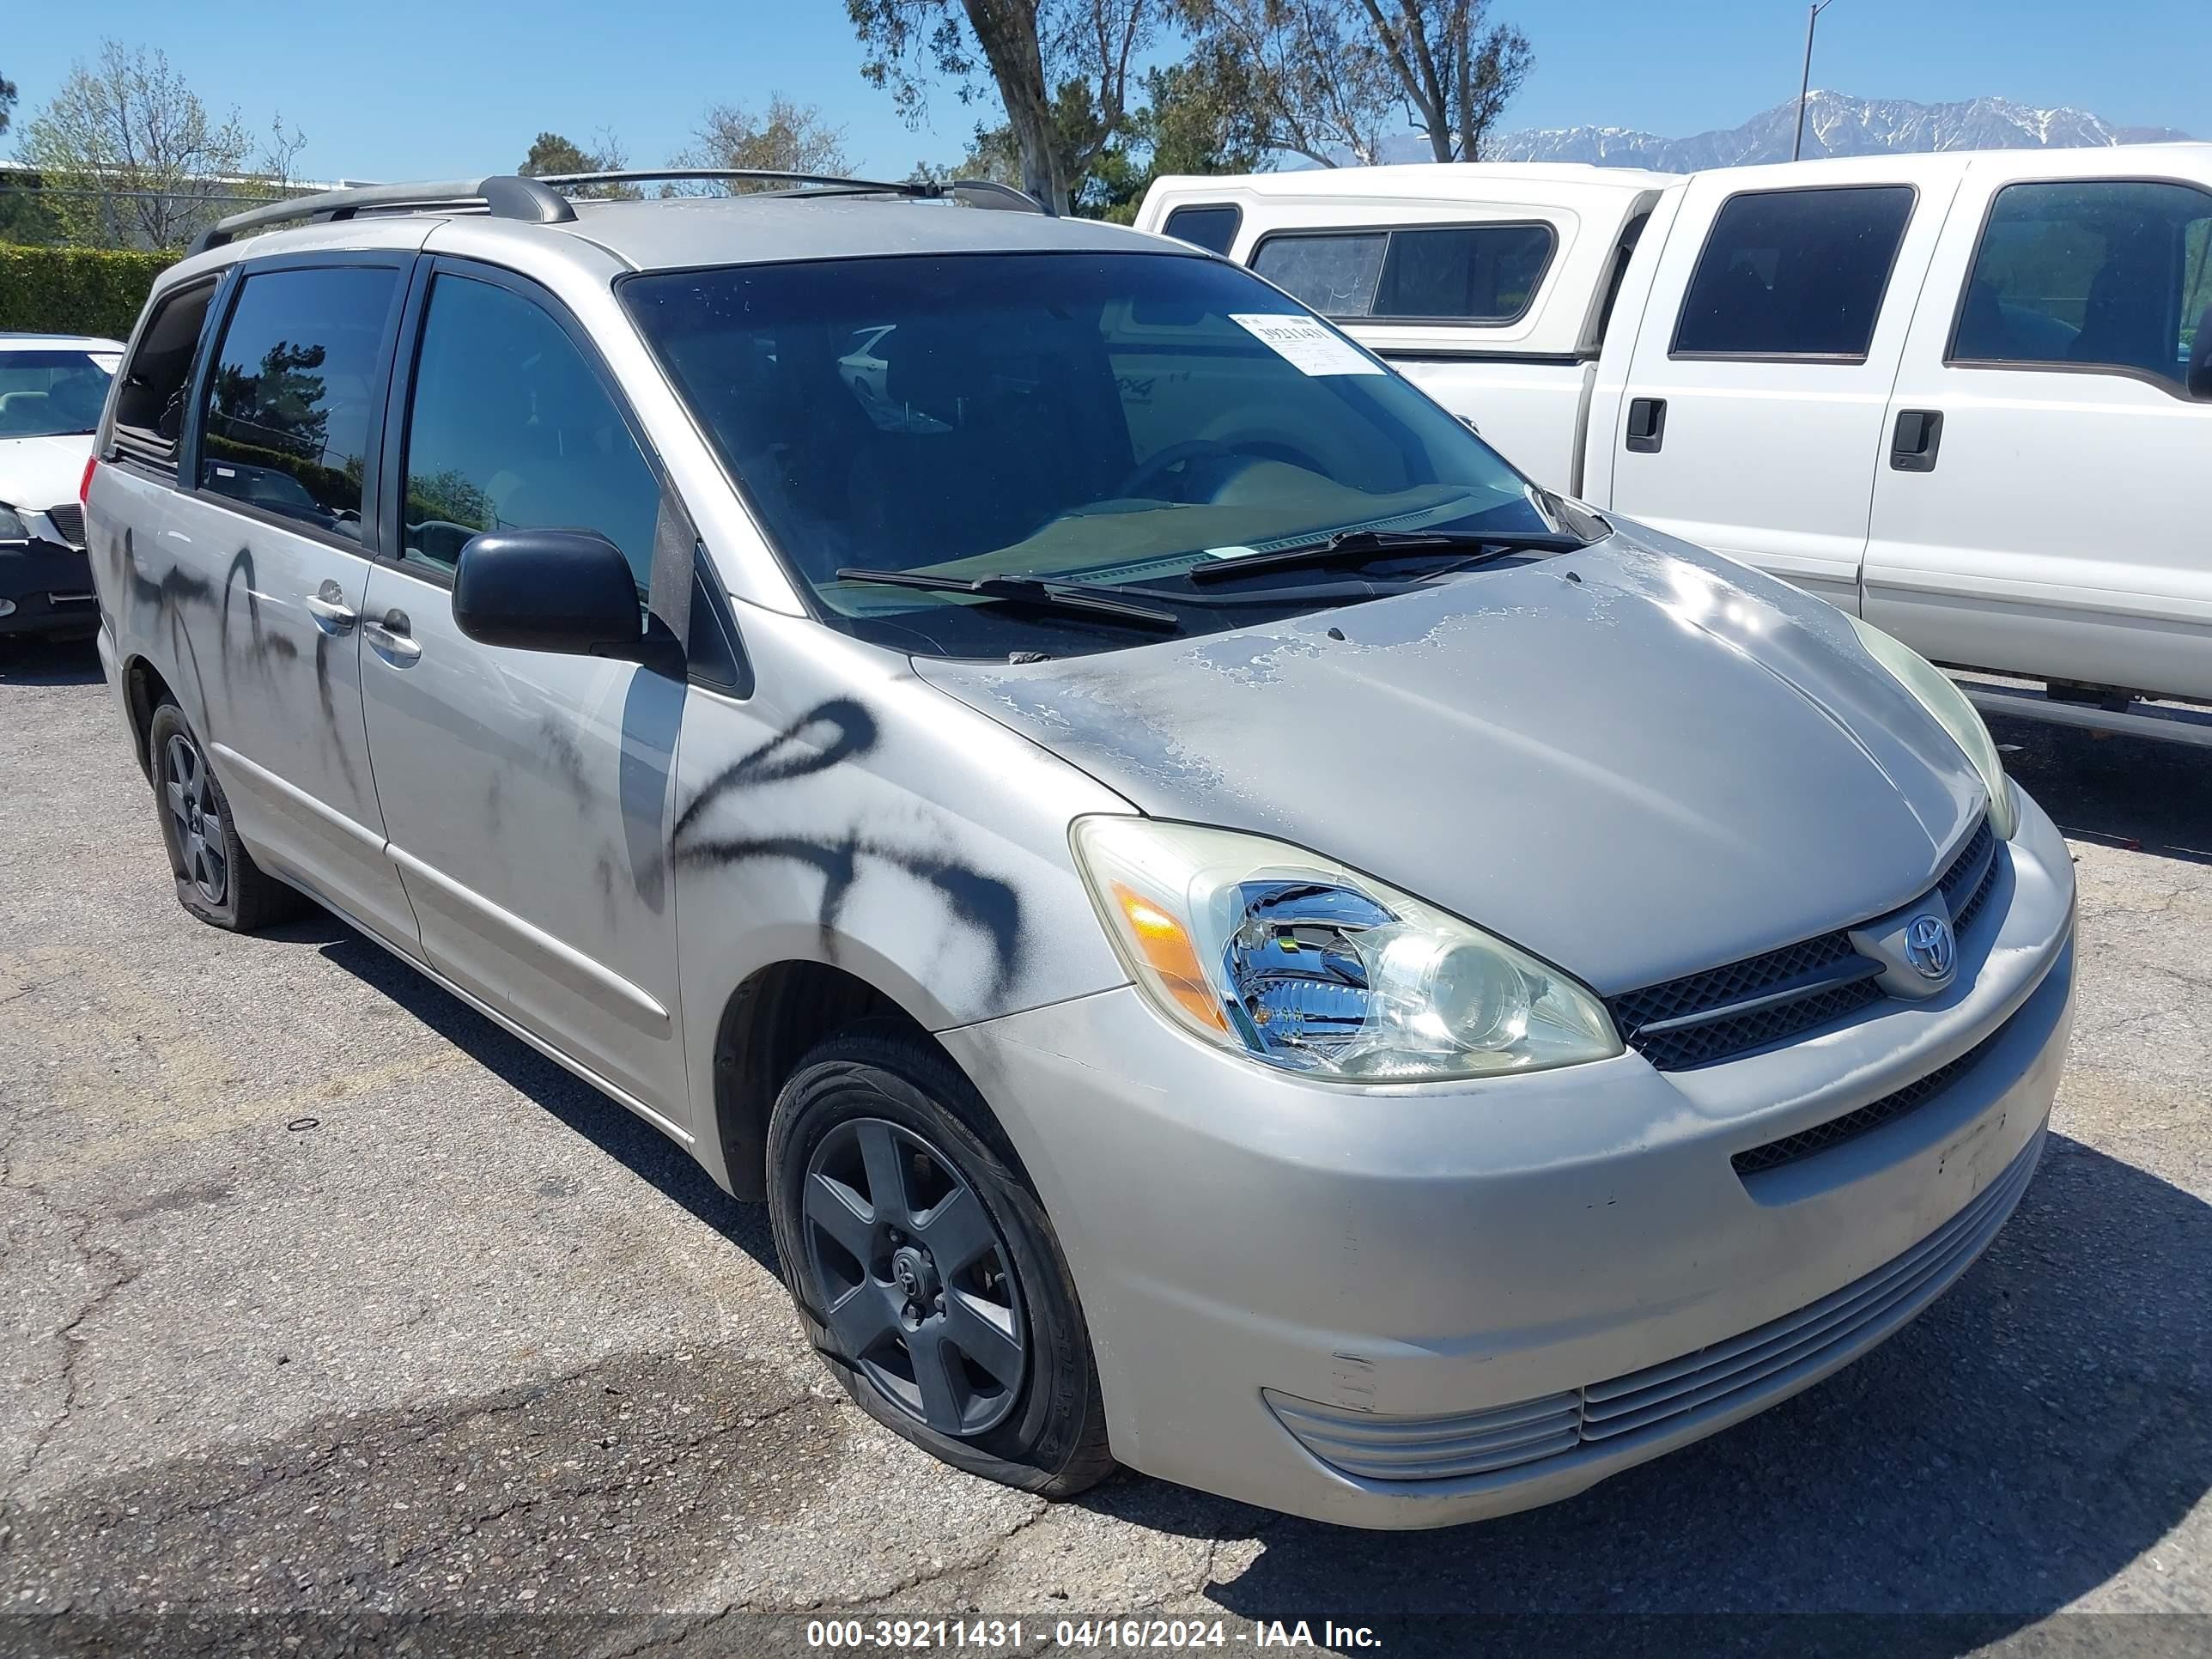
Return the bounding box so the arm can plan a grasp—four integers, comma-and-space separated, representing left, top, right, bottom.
2, 635, 2209, 1656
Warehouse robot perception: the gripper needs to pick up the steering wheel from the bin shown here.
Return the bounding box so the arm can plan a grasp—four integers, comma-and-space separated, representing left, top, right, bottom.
1112, 439, 1241, 502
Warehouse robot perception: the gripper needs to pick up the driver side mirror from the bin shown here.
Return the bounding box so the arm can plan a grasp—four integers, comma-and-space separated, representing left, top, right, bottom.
2188, 305, 2212, 401
453, 529, 675, 669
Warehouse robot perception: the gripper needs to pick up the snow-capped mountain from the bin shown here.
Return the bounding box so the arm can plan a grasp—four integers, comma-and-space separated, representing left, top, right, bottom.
1445, 92, 2193, 172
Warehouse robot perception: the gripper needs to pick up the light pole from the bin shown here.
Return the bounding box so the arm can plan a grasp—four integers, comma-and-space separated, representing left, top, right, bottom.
1793, 0, 1841, 161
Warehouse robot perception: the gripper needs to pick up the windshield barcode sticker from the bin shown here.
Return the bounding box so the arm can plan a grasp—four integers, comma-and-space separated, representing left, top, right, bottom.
1230, 313, 1383, 377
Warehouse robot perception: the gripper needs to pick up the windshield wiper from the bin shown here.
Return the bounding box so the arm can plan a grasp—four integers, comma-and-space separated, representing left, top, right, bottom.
1184, 526, 1586, 586
834, 567, 1183, 630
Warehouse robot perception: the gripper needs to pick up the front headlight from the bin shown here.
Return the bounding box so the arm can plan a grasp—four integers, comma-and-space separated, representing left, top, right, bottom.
0, 503, 28, 544
1847, 615, 2018, 839
1071, 817, 1621, 1082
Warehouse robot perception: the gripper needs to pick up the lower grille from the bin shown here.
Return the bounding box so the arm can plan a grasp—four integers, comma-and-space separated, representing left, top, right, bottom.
1267, 1132, 2041, 1486
44, 502, 86, 548
1730, 1012, 2015, 1177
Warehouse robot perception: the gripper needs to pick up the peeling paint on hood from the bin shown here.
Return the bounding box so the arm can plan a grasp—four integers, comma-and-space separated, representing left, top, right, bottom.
915, 526, 1986, 994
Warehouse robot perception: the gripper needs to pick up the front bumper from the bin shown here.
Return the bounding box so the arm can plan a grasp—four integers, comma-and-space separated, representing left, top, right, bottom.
0, 540, 99, 636
940, 788, 2076, 1528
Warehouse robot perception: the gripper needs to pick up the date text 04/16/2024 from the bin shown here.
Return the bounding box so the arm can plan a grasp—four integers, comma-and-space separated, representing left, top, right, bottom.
804, 1620, 1385, 1650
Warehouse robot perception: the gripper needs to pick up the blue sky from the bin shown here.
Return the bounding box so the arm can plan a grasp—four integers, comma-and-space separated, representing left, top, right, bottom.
3, 1, 2200, 184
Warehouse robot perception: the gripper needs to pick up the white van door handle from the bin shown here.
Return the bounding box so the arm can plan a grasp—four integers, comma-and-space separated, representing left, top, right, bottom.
302, 581, 358, 634
364, 610, 421, 663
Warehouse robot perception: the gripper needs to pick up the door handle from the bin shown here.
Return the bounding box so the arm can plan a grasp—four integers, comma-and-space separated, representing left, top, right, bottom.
363, 609, 421, 663
1891, 408, 1943, 471
302, 580, 358, 634
1626, 397, 1667, 453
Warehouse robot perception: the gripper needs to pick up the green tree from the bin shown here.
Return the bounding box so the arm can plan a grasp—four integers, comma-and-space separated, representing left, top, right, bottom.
1, 72, 17, 138
848, 0, 1157, 215
1177, 0, 1532, 166
950, 59, 1267, 224
520, 131, 641, 198
15, 42, 302, 249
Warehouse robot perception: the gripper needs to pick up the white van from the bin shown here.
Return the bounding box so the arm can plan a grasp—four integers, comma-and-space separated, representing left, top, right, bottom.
1138, 148, 2212, 742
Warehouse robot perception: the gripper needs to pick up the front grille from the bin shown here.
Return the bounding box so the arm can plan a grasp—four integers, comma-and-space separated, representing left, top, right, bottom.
1936, 819, 1996, 911
1267, 1131, 2042, 1486
1607, 816, 2002, 1071
44, 503, 85, 548
1729, 1011, 2015, 1177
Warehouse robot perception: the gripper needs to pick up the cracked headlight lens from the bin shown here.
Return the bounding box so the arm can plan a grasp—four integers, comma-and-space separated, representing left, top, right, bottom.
1848, 615, 2018, 840
1071, 817, 1621, 1082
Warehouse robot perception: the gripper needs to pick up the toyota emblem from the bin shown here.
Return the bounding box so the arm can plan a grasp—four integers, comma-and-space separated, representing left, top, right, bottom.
1904, 912, 1955, 981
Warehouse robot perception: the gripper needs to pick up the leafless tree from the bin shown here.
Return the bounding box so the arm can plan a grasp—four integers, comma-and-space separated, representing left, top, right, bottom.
15, 41, 264, 248
672, 95, 854, 189
1179, 0, 1531, 167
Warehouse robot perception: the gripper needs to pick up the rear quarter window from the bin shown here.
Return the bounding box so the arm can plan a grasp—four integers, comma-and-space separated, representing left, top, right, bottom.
112, 279, 219, 471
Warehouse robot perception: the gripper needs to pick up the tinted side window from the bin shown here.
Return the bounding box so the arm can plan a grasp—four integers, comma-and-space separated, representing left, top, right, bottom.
1162, 204, 1242, 255
114, 279, 217, 469
1673, 185, 1916, 359
201, 266, 398, 537
1951, 179, 2212, 391
400, 273, 659, 588
1254, 225, 1554, 323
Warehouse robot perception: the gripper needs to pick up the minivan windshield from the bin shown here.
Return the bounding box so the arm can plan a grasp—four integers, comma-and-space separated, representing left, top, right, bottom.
0, 349, 118, 440
623, 251, 1563, 654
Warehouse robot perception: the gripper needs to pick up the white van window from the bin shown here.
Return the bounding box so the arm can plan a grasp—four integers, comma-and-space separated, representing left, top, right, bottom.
1162, 204, 1242, 255
1671, 185, 1915, 361
1253, 224, 1554, 324
1949, 179, 2212, 394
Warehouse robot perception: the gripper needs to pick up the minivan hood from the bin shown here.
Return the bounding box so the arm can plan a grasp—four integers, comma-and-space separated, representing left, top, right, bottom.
0, 433, 94, 514
915, 530, 1985, 994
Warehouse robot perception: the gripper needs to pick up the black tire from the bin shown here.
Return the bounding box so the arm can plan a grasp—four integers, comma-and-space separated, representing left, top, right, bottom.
767, 1026, 1115, 1498
147, 701, 304, 932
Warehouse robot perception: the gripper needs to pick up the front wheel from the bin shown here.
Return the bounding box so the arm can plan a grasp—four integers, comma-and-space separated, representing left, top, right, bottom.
766, 1029, 1114, 1497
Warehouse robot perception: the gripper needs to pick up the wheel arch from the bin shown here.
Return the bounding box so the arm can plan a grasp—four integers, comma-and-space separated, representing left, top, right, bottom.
711, 958, 959, 1202
121, 653, 175, 783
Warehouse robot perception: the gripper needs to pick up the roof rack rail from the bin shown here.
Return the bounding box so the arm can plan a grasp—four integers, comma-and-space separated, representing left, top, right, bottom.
538, 168, 1044, 212
189, 175, 576, 255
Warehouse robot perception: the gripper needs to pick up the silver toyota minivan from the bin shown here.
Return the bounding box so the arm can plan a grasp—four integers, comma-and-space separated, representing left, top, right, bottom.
86, 173, 2075, 1529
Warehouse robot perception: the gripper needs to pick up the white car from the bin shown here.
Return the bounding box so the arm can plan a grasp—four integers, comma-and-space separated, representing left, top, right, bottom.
1139, 146, 2212, 745
1, 331, 123, 639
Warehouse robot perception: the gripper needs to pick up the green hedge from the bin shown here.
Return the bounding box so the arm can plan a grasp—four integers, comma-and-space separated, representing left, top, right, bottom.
0, 243, 175, 341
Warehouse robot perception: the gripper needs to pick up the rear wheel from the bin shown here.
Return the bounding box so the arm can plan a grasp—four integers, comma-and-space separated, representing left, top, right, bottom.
148, 702, 303, 931
767, 1028, 1114, 1497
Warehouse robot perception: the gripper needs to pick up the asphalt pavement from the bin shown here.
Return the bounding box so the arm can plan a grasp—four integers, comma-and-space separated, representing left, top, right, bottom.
2, 634, 2207, 1657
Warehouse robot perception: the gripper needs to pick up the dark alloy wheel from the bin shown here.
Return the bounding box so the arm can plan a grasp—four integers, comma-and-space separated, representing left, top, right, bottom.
162, 730, 229, 906
145, 700, 305, 933
767, 1027, 1115, 1497
801, 1116, 1028, 1437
